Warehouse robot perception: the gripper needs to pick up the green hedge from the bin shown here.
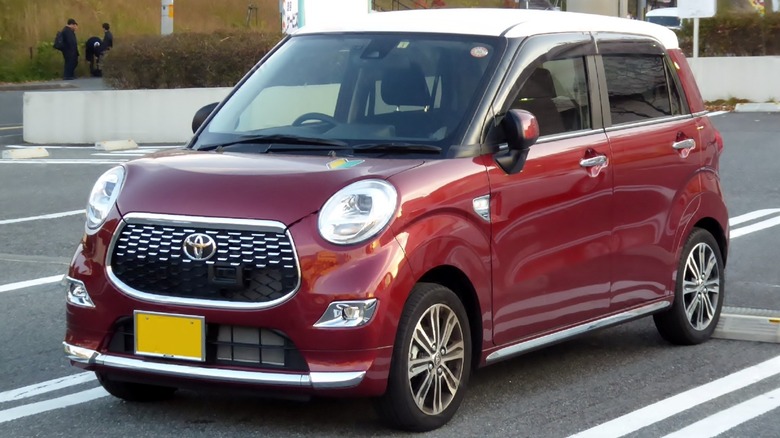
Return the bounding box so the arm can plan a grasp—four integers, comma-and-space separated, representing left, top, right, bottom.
676, 12, 780, 57
102, 32, 283, 89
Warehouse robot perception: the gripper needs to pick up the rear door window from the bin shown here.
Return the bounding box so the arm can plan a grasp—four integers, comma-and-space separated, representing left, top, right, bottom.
602, 55, 674, 125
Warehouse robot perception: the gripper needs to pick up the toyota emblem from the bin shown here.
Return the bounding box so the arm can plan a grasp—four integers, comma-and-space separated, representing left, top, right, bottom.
182, 233, 217, 261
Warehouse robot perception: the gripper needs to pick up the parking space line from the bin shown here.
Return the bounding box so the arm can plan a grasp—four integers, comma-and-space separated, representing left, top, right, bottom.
0, 210, 83, 225
0, 275, 63, 294
731, 215, 780, 239
729, 209, 780, 226
568, 354, 780, 438
662, 386, 780, 438
0, 387, 108, 424
0, 373, 96, 404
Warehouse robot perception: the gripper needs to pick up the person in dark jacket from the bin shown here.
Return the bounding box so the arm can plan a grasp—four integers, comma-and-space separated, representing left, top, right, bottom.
85, 36, 103, 77
61, 18, 80, 80
102, 23, 113, 51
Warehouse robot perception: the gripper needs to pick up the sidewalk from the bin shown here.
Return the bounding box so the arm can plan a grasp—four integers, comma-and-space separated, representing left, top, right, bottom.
0, 77, 111, 92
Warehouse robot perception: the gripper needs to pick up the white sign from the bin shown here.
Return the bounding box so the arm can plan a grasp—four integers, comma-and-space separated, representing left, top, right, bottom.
678, 0, 717, 18
282, 0, 299, 34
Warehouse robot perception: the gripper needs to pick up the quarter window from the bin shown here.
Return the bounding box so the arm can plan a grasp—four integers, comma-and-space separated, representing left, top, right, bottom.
511, 57, 590, 136
602, 55, 674, 125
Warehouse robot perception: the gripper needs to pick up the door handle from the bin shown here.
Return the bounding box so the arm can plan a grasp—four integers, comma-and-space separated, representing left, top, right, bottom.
672, 138, 696, 150
579, 155, 608, 168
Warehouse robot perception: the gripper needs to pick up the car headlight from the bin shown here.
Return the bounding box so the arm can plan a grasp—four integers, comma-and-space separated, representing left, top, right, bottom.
86, 166, 125, 230
318, 179, 398, 245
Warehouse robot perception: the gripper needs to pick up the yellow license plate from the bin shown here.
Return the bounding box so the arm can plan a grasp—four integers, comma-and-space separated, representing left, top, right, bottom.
134, 311, 205, 362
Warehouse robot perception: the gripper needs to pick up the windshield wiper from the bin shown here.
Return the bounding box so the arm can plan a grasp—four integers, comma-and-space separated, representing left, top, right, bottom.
353, 143, 442, 154
198, 135, 350, 151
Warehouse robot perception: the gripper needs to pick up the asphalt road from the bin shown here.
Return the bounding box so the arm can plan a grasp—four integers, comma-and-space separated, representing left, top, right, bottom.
1, 112, 779, 437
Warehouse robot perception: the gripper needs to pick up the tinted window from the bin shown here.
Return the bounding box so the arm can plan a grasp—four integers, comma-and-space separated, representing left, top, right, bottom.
603, 55, 673, 125
511, 57, 590, 136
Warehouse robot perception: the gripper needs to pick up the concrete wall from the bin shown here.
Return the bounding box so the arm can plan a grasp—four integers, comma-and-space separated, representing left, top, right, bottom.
686, 56, 780, 102
23, 87, 231, 144
21, 57, 780, 145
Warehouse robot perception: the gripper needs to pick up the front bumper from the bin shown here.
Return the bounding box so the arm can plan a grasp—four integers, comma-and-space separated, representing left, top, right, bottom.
64, 342, 365, 389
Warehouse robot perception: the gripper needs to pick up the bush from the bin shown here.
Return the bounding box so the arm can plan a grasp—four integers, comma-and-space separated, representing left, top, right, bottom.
102, 31, 283, 89
677, 12, 780, 57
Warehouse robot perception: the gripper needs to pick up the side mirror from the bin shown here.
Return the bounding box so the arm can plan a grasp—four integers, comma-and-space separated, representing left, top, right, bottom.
496, 109, 540, 174
192, 102, 219, 133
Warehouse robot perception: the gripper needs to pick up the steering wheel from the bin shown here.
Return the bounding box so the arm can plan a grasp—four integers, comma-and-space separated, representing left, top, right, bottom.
292, 112, 338, 127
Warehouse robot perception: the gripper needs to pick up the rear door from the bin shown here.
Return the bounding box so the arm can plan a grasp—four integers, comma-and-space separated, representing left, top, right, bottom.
594, 34, 703, 311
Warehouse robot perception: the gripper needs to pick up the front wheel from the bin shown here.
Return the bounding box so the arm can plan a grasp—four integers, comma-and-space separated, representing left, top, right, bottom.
654, 228, 725, 345
375, 283, 472, 431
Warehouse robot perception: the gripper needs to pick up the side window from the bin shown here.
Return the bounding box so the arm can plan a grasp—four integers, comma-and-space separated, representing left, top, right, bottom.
665, 60, 686, 116
602, 55, 673, 125
511, 57, 590, 137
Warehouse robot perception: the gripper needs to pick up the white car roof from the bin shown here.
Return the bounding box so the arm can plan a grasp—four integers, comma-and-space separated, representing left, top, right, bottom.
296, 8, 679, 50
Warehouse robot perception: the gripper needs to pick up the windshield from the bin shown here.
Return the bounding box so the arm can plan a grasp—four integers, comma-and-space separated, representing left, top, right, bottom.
194, 33, 502, 155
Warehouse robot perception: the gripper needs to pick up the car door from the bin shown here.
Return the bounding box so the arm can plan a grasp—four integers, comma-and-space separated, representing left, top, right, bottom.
485, 34, 615, 346
594, 34, 704, 311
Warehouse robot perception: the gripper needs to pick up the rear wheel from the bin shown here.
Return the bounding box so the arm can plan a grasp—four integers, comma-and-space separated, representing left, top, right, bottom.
97, 372, 177, 402
375, 283, 472, 431
654, 228, 724, 345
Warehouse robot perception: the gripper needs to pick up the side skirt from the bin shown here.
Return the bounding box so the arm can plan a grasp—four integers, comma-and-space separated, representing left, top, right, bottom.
485, 301, 671, 364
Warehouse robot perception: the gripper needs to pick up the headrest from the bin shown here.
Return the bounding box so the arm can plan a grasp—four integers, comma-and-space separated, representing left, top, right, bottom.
519, 68, 557, 99
381, 62, 430, 107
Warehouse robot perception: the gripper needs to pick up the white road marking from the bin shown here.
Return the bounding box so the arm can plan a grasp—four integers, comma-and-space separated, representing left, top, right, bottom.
0, 159, 125, 164
707, 111, 729, 117
662, 386, 780, 438
731, 215, 780, 239
0, 373, 96, 403
0, 387, 108, 424
729, 209, 780, 226
568, 354, 780, 438
0, 275, 63, 294
0, 209, 84, 225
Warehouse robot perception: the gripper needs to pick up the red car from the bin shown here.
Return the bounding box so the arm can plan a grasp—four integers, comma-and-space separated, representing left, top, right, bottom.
64, 9, 728, 431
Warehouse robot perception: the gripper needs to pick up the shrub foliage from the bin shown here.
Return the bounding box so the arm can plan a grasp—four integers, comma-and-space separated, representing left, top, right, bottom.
677, 12, 780, 56
102, 32, 283, 89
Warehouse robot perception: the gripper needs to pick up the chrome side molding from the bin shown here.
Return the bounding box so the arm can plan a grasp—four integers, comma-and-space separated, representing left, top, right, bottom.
486, 301, 671, 364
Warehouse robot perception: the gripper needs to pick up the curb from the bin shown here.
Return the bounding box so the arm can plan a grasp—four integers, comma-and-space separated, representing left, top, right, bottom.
0, 82, 77, 92
2, 147, 50, 159
95, 140, 139, 151
734, 102, 780, 113
714, 306, 780, 343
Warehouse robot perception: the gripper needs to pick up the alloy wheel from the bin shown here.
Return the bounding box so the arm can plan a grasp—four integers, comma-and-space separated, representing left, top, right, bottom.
682, 242, 721, 330
407, 303, 465, 416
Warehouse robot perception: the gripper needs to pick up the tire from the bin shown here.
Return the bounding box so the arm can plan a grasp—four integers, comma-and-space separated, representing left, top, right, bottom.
375, 283, 472, 431
97, 372, 177, 402
654, 228, 725, 345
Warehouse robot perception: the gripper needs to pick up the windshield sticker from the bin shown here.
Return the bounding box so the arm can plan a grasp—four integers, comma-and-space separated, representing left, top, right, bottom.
470, 46, 489, 58
327, 158, 364, 170
397, 41, 410, 49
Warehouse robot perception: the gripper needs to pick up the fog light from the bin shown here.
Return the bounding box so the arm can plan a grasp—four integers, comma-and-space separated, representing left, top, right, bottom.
314, 299, 378, 328
66, 278, 95, 308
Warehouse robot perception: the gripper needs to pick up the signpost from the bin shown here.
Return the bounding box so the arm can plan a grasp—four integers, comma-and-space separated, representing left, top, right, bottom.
161, 0, 174, 35
678, 0, 716, 58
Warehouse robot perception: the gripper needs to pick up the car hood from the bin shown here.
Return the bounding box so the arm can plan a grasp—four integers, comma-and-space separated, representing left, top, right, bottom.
115, 150, 423, 226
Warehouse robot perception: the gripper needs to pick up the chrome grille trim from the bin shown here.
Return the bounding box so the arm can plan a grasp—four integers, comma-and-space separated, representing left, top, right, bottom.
106, 213, 301, 310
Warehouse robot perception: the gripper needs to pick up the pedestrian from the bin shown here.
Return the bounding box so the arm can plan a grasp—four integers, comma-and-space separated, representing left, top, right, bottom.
85, 36, 103, 77
61, 18, 79, 80
102, 23, 113, 51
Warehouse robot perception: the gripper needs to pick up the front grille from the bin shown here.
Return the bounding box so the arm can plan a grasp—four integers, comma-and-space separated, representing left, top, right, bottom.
108, 318, 308, 372
109, 220, 299, 304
